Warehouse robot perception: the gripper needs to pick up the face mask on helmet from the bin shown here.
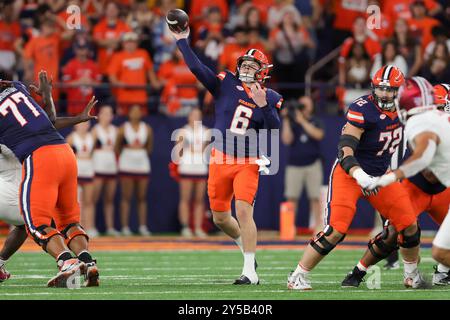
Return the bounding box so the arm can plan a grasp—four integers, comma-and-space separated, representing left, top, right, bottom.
237, 60, 260, 83
433, 84, 450, 114
236, 49, 273, 84
372, 84, 399, 111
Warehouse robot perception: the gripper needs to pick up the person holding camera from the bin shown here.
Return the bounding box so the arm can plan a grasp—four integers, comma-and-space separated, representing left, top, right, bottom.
281, 96, 325, 234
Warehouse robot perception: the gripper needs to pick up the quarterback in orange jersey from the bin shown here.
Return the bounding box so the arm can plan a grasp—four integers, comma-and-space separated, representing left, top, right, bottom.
171, 26, 282, 285
0, 72, 99, 288
287, 65, 422, 290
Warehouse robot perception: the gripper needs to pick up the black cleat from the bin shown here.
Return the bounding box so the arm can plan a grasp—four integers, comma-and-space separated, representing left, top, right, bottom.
233, 275, 259, 285
255, 259, 258, 270
341, 266, 366, 288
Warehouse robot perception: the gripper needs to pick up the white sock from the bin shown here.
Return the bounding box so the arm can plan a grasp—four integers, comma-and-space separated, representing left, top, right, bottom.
437, 263, 450, 273
357, 261, 368, 272
234, 236, 244, 254
403, 259, 418, 274
242, 252, 256, 276
293, 263, 310, 277
0, 258, 7, 267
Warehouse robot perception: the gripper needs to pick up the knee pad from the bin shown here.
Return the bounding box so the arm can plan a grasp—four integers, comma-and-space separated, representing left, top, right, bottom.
29, 225, 63, 252
398, 226, 421, 248
368, 224, 399, 260
309, 225, 346, 256
61, 223, 89, 248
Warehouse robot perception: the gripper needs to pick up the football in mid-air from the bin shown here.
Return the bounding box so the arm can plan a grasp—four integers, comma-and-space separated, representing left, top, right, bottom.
166, 9, 189, 33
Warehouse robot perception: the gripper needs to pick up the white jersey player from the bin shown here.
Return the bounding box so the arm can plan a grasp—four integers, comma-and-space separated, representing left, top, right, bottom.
0, 144, 23, 226
369, 90, 450, 274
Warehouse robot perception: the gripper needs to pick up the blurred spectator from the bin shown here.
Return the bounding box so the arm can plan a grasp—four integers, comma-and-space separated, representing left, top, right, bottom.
126, 0, 156, 55
62, 37, 101, 115
218, 26, 249, 72
116, 104, 153, 236
189, 0, 229, 33
365, 0, 393, 41
150, 0, 178, 71
382, 0, 442, 23
244, 6, 269, 39
281, 95, 324, 234
269, 6, 315, 95
331, 0, 367, 48
338, 17, 381, 88
92, 104, 120, 236
0, 1, 21, 75
226, 0, 254, 31
108, 31, 160, 115
408, 0, 441, 49
67, 121, 98, 238
371, 40, 408, 78
195, 6, 228, 71
158, 48, 199, 114
93, 1, 131, 75
391, 18, 423, 77
173, 108, 210, 238
267, 0, 297, 30
23, 18, 61, 99
420, 40, 450, 83
424, 25, 450, 61
346, 42, 372, 89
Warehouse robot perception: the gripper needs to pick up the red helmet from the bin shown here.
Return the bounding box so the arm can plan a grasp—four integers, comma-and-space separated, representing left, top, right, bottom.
236, 49, 273, 83
433, 83, 450, 113
397, 76, 435, 123
371, 65, 405, 110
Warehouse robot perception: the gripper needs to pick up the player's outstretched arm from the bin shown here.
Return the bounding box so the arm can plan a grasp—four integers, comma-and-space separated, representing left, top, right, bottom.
29, 70, 57, 123
53, 96, 98, 130
370, 132, 439, 189
170, 28, 220, 96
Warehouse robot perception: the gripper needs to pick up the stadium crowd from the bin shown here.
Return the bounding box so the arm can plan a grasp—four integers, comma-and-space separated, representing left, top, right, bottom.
0, 0, 449, 236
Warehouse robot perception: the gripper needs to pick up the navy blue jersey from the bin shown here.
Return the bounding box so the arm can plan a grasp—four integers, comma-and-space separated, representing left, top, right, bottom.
287, 117, 323, 166
177, 39, 282, 158
345, 94, 402, 176
0, 81, 65, 162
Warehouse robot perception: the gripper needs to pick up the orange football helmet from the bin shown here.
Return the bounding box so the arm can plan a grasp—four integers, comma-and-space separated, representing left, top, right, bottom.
371, 65, 405, 110
236, 49, 273, 83
433, 83, 450, 113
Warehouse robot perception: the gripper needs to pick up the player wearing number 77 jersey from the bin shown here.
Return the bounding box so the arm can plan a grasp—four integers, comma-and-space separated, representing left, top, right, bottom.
0, 74, 98, 288
171, 27, 282, 285
288, 65, 421, 290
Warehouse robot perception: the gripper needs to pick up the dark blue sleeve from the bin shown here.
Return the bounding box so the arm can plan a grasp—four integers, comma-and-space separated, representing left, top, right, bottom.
261, 91, 282, 129
176, 39, 220, 96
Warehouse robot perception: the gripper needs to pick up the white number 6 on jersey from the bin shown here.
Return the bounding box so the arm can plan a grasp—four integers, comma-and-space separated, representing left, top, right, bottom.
230, 105, 253, 135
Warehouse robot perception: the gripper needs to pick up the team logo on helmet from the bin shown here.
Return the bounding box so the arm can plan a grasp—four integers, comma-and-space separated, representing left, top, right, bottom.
371, 65, 405, 111
236, 49, 273, 84
433, 83, 450, 113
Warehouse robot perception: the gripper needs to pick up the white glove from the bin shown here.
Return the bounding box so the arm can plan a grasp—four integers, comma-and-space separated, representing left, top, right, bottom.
367, 172, 397, 190
255, 155, 270, 175
352, 168, 377, 189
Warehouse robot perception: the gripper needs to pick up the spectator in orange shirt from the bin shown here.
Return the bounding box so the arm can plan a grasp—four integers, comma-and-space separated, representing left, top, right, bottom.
381, 0, 442, 23
218, 26, 249, 72
23, 18, 60, 96
408, 0, 442, 49
93, 1, 131, 75
0, 1, 21, 74
331, 0, 367, 47
158, 48, 199, 114
365, 0, 393, 41
338, 16, 381, 88
62, 38, 102, 116
108, 31, 160, 115
189, 0, 229, 33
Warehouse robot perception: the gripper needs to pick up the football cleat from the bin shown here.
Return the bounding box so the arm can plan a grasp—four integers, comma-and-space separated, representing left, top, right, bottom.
287, 271, 312, 290
341, 266, 366, 288
83, 261, 100, 287
404, 270, 431, 289
47, 258, 86, 288
432, 265, 450, 286
0, 265, 11, 283
233, 274, 259, 285
383, 260, 400, 270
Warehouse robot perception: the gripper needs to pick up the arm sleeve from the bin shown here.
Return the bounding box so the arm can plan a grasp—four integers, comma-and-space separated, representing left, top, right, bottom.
176, 38, 220, 96
346, 102, 368, 129
261, 92, 282, 129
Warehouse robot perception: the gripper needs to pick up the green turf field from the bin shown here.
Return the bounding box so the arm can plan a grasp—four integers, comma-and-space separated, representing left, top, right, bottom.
0, 249, 449, 300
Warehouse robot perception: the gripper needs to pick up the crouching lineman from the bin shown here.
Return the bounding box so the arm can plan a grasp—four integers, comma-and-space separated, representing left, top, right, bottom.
0, 71, 99, 287
287, 65, 422, 290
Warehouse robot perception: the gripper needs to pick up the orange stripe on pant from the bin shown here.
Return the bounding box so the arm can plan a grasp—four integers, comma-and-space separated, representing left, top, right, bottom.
207, 148, 259, 212
20, 144, 80, 234
327, 164, 417, 234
